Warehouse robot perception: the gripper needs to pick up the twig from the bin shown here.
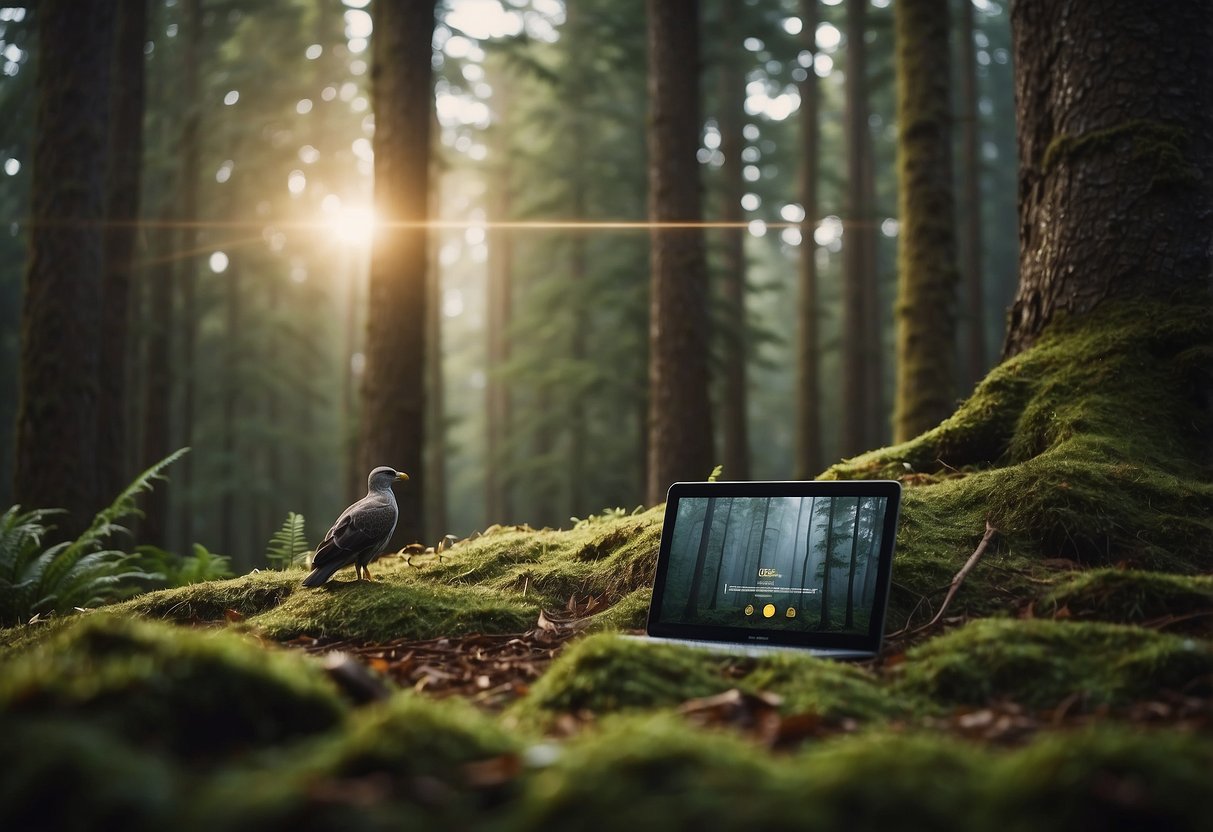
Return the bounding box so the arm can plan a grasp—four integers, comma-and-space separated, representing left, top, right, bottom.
889, 521, 997, 639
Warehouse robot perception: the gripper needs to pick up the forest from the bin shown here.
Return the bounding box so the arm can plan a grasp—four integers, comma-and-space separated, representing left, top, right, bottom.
1, 0, 1211, 829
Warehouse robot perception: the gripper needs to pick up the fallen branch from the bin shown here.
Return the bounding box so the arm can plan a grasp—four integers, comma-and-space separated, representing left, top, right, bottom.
889, 520, 997, 639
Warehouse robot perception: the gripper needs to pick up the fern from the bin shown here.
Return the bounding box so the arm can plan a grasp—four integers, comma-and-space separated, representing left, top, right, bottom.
136, 543, 234, 587
265, 512, 309, 570
0, 449, 187, 626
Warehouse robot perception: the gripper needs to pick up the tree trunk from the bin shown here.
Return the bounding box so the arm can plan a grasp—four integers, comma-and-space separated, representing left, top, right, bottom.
220, 259, 239, 561
893, 0, 959, 443
708, 496, 734, 609
1003, 0, 1213, 357
645, 0, 714, 505
957, 0, 985, 389
98, 0, 146, 503
819, 496, 836, 629
684, 497, 717, 617
718, 0, 750, 482
362, 0, 437, 546
139, 205, 173, 549
426, 161, 447, 541
840, 0, 871, 457
485, 70, 514, 526
13, 0, 114, 535
799, 495, 819, 594
795, 0, 822, 479
844, 497, 863, 628
175, 0, 202, 553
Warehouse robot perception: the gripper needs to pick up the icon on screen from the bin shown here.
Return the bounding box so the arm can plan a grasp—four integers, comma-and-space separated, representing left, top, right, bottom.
744, 604, 754, 616
786, 607, 797, 618
762, 604, 776, 618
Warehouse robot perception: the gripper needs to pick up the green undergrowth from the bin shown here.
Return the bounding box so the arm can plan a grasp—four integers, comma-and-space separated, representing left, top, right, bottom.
0, 615, 346, 761
898, 618, 1213, 710
114, 568, 301, 622
1037, 569, 1213, 634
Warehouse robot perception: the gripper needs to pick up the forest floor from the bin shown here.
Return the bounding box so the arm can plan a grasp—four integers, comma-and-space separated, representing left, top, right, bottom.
1, 300, 1211, 830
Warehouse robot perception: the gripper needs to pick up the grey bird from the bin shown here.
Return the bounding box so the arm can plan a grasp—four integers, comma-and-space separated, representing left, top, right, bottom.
302, 466, 410, 587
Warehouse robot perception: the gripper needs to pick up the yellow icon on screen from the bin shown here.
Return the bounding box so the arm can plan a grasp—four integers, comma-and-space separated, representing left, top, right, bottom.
786, 607, 797, 618
762, 604, 776, 618
744, 604, 754, 616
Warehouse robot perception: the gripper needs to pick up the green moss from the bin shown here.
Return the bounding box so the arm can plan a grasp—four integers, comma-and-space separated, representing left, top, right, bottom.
825, 302, 1212, 624
112, 568, 301, 623
1042, 120, 1200, 187
522, 714, 803, 831
0, 615, 346, 760
585, 587, 651, 632
992, 727, 1213, 832
248, 575, 537, 641
898, 618, 1213, 710
513, 633, 729, 722
1039, 569, 1213, 634
194, 694, 522, 831
793, 731, 983, 832
0, 717, 177, 832
743, 653, 914, 721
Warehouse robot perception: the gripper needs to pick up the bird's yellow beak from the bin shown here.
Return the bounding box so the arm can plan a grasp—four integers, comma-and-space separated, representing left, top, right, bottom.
396, 472, 410, 481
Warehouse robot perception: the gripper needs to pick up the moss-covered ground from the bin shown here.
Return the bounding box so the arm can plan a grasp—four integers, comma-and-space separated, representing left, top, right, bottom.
2, 301, 1211, 827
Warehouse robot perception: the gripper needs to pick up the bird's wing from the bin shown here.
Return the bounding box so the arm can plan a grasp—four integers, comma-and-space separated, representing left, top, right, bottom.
310, 496, 393, 568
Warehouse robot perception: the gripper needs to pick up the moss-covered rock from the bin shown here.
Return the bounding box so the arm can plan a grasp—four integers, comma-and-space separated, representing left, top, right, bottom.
991, 727, 1213, 832
1037, 569, 1213, 634
743, 653, 913, 721
513, 633, 730, 722
194, 694, 523, 831
521, 714, 803, 831
898, 618, 1213, 710
248, 576, 538, 642
0, 615, 346, 760
0, 717, 177, 832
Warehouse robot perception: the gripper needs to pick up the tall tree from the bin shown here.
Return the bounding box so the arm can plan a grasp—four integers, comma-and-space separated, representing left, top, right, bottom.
818, 495, 835, 628
362, 0, 437, 545
98, 0, 147, 502
708, 496, 734, 609
683, 496, 717, 617
13, 0, 115, 535
956, 0, 985, 388
893, 0, 959, 442
645, 0, 714, 505
175, 0, 202, 552
485, 64, 514, 527
844, 496, 863, 628
795, 0, 822, 479
840, 0, 873, 456
717, 0, 750, 481
1003, 0, 1212, 357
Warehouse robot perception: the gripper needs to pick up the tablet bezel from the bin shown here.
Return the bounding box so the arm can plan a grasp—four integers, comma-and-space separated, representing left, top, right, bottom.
646, 480, 901, 653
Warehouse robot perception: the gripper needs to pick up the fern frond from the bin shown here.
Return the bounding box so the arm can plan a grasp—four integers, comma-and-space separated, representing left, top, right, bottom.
265, 512, 309, 570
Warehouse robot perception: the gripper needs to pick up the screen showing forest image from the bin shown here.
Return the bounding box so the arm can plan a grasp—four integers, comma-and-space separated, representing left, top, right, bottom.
656, 495, 889, 634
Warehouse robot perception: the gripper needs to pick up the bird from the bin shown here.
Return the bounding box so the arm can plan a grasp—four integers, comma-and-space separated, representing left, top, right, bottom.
302, 466, 410, 587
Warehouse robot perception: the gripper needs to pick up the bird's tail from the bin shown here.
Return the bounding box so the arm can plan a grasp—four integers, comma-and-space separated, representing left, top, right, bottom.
301, 561, 343, 587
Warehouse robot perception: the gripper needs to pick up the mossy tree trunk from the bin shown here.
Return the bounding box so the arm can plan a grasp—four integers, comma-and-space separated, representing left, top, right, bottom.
13, 0, 115, 536
956, 0, 985, 389
795, 0, 823, 478
98, 0, 146, 503
717, 0, 750, 482
892, 0, 959, 443
1003, 0, 1213, 357
645, 0, 714, 505
362, 0, 437, 546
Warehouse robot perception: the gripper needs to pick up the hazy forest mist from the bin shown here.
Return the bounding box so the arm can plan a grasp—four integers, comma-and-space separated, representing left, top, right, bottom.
0, 0, 1018, 567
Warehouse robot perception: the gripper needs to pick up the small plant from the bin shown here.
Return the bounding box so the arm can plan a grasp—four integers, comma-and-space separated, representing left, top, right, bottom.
572, 506, 644, 529
265, 512, 310, 570
136, 543, 234, 587
0, 449, 187, 626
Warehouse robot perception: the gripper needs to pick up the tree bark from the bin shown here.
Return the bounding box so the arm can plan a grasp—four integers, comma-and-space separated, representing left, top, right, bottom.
957, 0, 986, 389
684, 496, 717, 617
13, 0, 114, 535
220, 259, 239, 561
819, 496, 835, 628
645, 0, 714, 505
362, 0, 437, 546
718, 0, 750, 482
485, 68, 513, 527
893, 0, 959, 442
795, 0, 823, 479
426, 158, 447, 540
840, 0, 871, 457
98, 0, 146, 502
1003, 0, 1213, 357
174, 0, 202, 553
844, 497, 863, 628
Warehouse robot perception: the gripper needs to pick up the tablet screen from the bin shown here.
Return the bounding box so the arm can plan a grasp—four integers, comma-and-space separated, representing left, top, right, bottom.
653, 493, 891, 636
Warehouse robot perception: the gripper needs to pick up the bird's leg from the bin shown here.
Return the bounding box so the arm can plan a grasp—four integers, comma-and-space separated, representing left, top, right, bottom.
355, 564, 365, 581
364, 564, 375, 581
